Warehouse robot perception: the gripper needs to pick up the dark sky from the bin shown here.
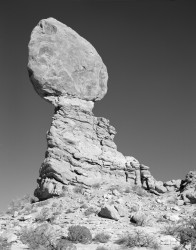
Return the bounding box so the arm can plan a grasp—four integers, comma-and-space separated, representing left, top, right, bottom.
0, 0, 195, 212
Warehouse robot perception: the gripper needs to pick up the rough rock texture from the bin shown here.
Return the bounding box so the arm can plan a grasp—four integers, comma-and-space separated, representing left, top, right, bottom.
28, 18, 108, 103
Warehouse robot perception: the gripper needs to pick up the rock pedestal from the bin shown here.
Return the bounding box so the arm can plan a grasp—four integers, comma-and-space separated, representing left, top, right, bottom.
34, 97, 127, 199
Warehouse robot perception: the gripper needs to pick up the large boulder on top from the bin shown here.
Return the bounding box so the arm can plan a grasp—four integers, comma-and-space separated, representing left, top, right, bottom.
28, 18, 108, 103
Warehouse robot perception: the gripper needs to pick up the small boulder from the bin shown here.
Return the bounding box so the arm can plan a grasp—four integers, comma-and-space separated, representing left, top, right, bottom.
98, 204, 120, 221
130, 212, 149, 226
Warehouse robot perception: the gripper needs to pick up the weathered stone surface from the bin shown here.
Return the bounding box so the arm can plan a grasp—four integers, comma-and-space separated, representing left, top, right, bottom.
28, 18, 108, 103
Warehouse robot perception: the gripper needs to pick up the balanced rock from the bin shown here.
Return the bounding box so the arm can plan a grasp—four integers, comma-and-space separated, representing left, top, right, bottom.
28, 18, 108, 103
28, 18, 128, 200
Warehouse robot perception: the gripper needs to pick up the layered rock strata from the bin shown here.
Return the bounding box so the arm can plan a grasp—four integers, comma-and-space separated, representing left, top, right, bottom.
34, 97, 128, 199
